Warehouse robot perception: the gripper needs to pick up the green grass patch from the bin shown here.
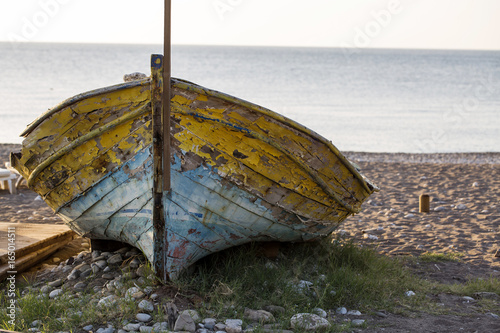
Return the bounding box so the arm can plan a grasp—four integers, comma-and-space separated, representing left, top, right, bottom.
176, 236, 424, 319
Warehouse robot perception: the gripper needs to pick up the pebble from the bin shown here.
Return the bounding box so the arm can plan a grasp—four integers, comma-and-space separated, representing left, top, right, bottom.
363, 234, 378, 240
174, 312, 196, 332
347, 310, 362, 316
107, 254, 123, 265
290, 313, 331, 331
74, 282, 87, 291
122, 323, 141, 331
351, 319, 366, 327
312, 308, 327, 318
98, 295, 117, 308
456, 203, 467, 210
48, 278, 63, 288
434, 206, 446, 212
138, 299, 155, 312
225, 319, 243, 333
336, 307, 347, 315
49, 289, 63, 299
136, 313, 152, 322
82, 324, 93, 331
404, 213, 415, 218
244, 308, 274, 323
405, 291, 416, 297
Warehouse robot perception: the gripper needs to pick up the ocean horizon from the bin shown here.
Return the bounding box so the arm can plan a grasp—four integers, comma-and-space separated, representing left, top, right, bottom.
1, 42, 499, 153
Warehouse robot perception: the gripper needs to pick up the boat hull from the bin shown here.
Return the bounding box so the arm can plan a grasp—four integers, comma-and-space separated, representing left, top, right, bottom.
11, 76, 377, 279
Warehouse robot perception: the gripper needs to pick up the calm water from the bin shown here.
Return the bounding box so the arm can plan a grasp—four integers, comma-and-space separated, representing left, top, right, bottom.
1, 42, 499, 152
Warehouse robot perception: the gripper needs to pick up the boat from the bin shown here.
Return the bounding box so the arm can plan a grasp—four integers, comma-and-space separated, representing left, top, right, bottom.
10, 56, 378, 280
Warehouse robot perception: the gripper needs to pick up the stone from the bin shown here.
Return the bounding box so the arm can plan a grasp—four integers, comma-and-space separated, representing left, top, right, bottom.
456, 204, 467, 210
181, 309, 201, 322
312, 308, 327, 318
290, 313, 331, 331
97, 328, 115, 333
473, 292, 500, 300
215, 323, 226, 331
48, 278, 63, 288
74, 282, 87, 291
347, 310, 362, 316
136, 313, 152, 323
136, 265, 147, 277
202, 318, 216, 330
67, 269, 80, 281
98, 295, 117, 308
336, 307, 347, 315
351, 319, 365, 327
404, 213, 415, 218
122, 323, 141, 331
225, 319, 242, 333
40, 285, 53, 294
405, 290, 416, 297
139, 326, 154, 333
95, 260, 108, 269
244, 308, 274, 323
363, 234, 378, 240
138, 300, 155, 312
434, 206, 446, 212
263, 305, 286, 315
107, 254, 123, 265
174, 312, 196, 332
102, 273, 115, 280
49, 289, 63, 299
83, 324, 93, 331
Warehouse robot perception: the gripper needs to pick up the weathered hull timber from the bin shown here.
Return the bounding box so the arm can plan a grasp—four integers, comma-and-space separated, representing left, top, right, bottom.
11, 75, 378, 279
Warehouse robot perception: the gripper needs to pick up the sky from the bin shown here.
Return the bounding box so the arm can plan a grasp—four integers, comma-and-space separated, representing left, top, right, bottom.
0, 0, 499, 50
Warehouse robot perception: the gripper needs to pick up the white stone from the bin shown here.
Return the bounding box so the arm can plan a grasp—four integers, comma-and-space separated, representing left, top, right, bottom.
49, 289, 63, 299
125, 287, 140, 299
351, 319, 365, 327
136, 313, 152, 323
312, 308, 327, 318
404, 214, 415, 218
347, 310, 362, 316
434, 206, 446, 212
98, 295, 117, 308
405, 291, 416, 297
290, 313, 331, 331
122, 323, 141, 331
336, 307, 347, 315
363, 234, 378, 240
456, 204, 467, 210
225, 319, 243, 333
138, 300, 155, 312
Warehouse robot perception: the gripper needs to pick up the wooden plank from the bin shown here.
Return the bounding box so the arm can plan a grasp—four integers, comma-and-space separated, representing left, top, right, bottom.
0, 223, 76, 281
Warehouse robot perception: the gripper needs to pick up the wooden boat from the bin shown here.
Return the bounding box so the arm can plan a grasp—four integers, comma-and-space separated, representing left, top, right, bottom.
11, 56, 378, 280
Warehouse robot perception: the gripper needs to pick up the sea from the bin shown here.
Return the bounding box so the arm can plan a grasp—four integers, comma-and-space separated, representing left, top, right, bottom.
0, 42, 499, 153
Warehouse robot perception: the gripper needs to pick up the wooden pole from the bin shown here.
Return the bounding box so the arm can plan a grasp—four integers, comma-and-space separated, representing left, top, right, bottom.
163, 0, 172, 192
151, 54, 166, 280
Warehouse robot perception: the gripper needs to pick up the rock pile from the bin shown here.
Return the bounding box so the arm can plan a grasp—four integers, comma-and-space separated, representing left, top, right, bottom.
20, 246, 370, 333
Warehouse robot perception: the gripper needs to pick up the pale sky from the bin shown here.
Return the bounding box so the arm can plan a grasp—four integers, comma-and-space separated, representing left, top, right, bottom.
1, 0, 499, 50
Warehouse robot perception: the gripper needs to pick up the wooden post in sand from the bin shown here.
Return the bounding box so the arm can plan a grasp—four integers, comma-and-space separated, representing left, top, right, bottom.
419, 194, 430, 213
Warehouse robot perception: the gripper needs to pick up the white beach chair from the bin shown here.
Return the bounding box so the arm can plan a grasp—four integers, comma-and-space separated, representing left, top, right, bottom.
0, 167, 17, 194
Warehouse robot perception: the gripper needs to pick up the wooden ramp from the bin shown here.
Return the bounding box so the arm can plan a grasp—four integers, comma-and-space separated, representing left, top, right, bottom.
0, 223, 76, 281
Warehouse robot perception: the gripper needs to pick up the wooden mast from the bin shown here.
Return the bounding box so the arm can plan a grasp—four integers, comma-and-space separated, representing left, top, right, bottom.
152, 0, 172, 281
163, 0, 171, 192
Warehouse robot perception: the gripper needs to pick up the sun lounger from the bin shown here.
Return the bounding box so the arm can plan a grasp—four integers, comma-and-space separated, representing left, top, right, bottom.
0, 168, 17, 194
